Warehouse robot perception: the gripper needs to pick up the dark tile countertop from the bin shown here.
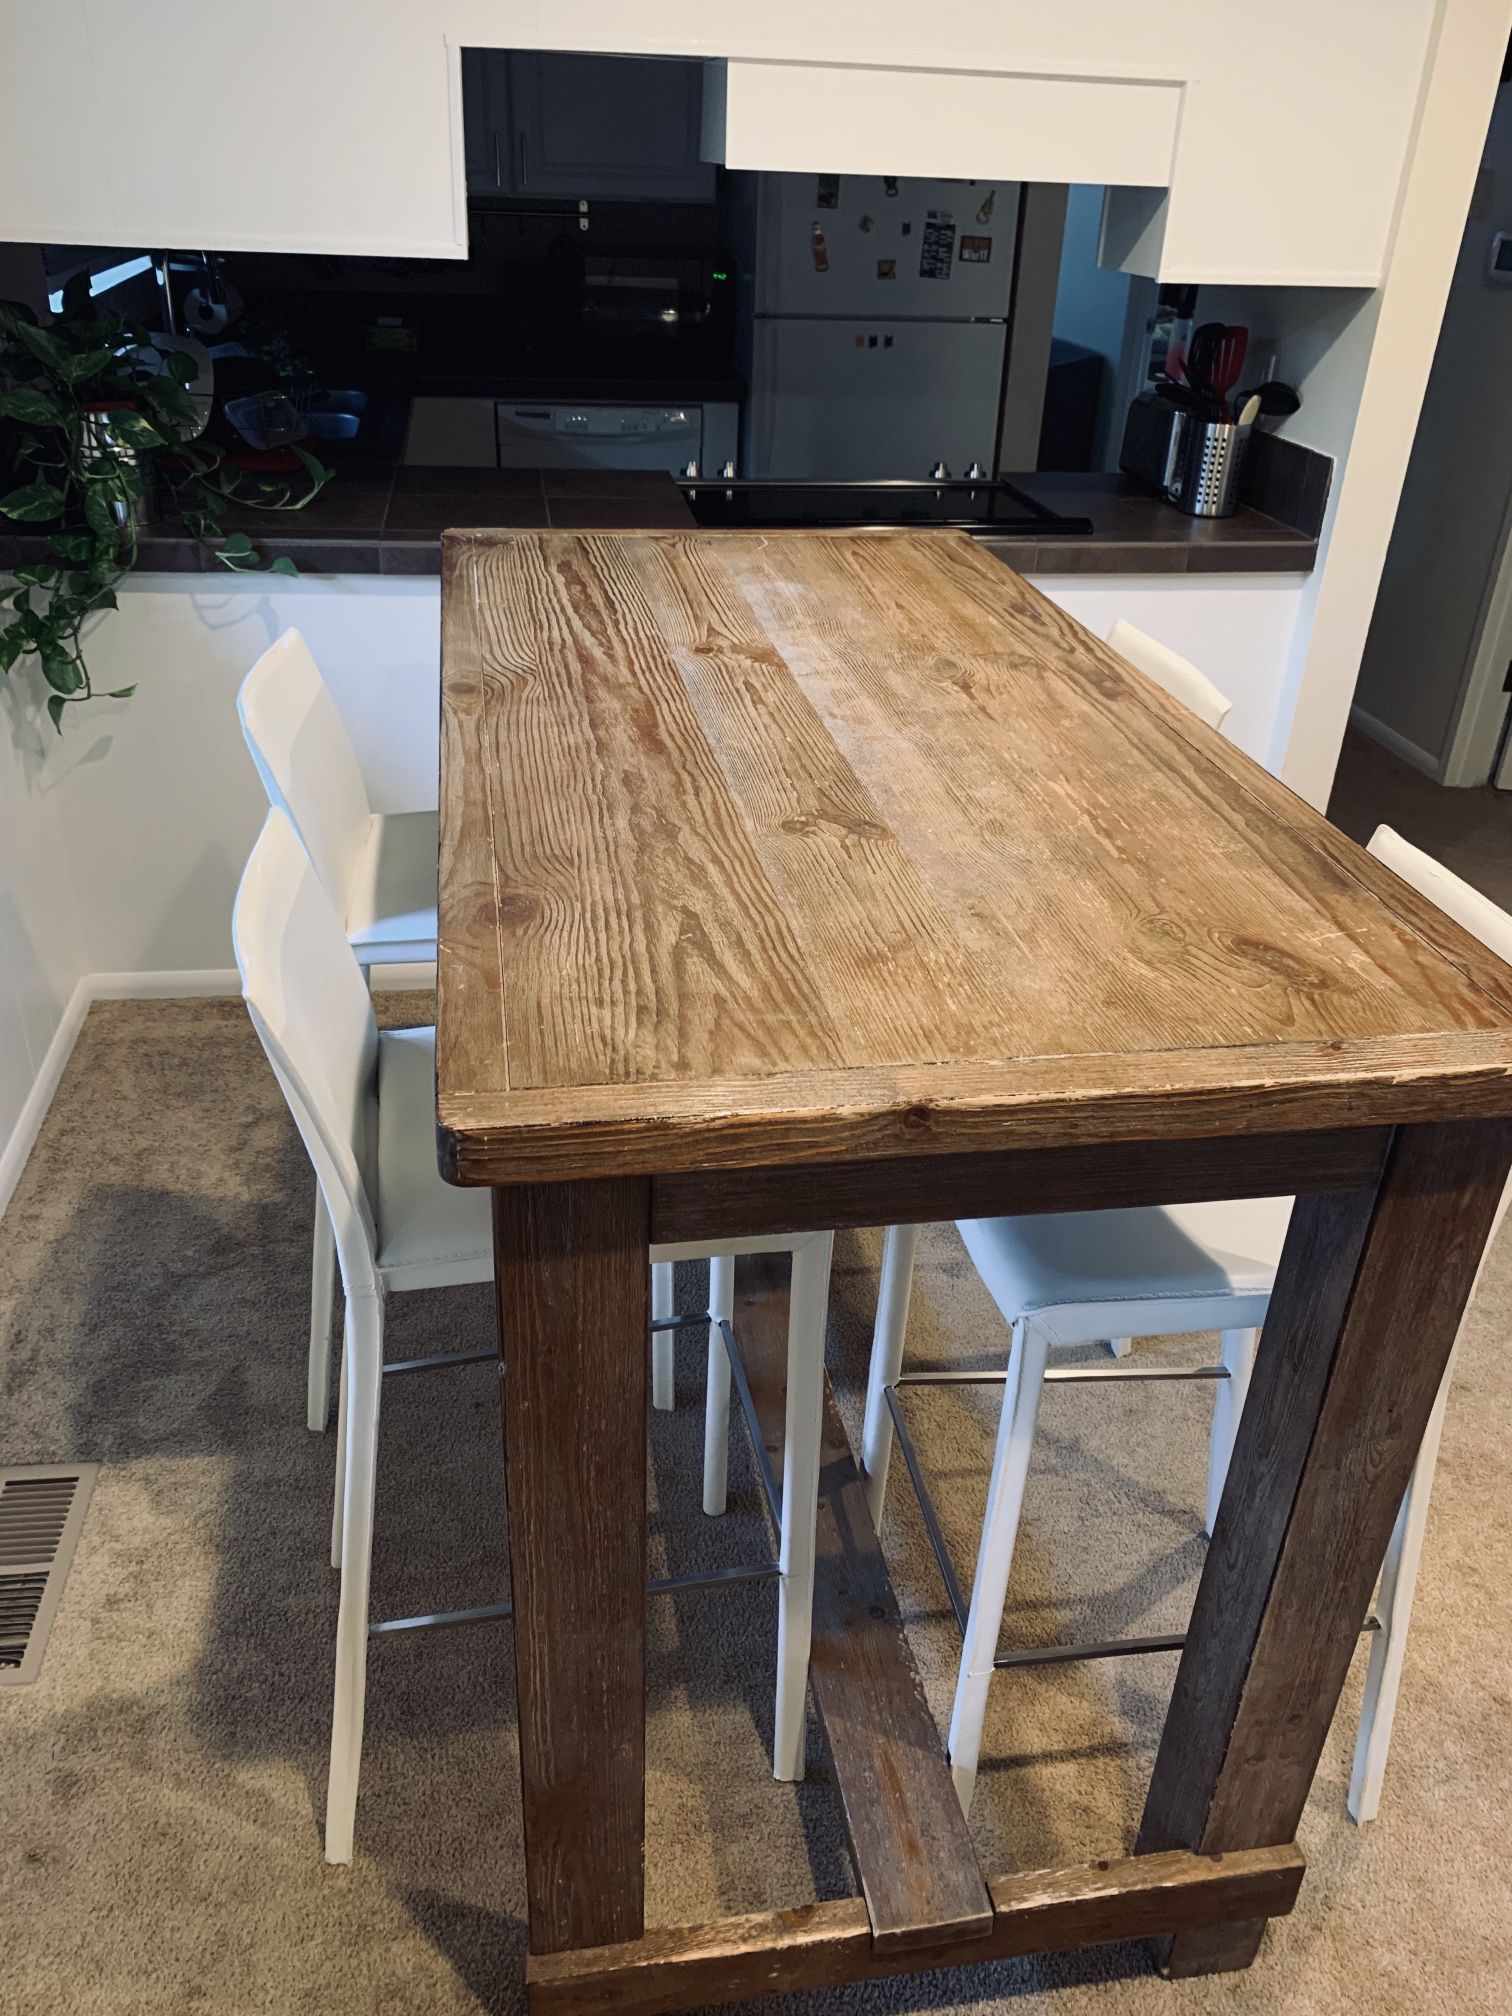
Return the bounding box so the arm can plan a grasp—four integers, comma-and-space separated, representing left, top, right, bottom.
0, 460, 1317, 582
986, 472, 1317, 576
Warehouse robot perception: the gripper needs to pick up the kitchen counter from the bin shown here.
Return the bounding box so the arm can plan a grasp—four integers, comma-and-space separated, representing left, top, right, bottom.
0, 460, 1316, 581
983, 472, 1318, 576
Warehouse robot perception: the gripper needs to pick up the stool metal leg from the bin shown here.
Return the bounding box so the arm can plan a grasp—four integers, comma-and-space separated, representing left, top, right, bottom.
1206, 1326, 1259, 1538
773, 1231, 834, 1783
1349, 1363, 1452, 1824
947, 1317, 1050, 1811
651, 1260, 675, 1411
703, 1254, 734, 1514
861, 1223, 920, 1530
325, 1288, 383, 1865
309, 1185, 336, 1431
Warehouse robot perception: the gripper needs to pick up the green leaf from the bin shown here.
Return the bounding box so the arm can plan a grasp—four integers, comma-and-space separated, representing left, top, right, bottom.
107, 684, 136, 699
0, 625, 25, 672
58, 346, 117, 385
13, 562, 59, 587
46, 693, 67, 733
83, 484, 121, 538
268, 555, 300, 577
13, 321, 69, 371
47, 530, 94, 563
97, 407, 167, 453
162, 346, 199, 386
39, 648, 83, 694
0, 479, 66, 522
216, 530, 255, 558
292, 445, 333, 491
0, 385, 69, 428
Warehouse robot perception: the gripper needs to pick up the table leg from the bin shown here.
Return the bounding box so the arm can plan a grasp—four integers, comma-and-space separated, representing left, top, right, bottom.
494, 1178, 651, 1955
1139, 1118, 1512, 1976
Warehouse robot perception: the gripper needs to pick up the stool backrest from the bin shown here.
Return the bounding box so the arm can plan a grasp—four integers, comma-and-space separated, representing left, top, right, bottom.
1107, 618, 1232, 733
1368, 822, 1512, 1268
233, 807, 381, 1299
237, 628, 373, 920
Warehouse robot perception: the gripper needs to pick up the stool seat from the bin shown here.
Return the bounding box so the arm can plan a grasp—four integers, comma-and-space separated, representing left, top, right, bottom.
347, 810, 440, 971
959, 1194, 1291, 1350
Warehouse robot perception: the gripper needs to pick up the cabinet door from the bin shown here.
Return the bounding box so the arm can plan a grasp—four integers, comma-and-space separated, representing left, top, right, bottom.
506, 54, 714, 203
464, 51, 509, 197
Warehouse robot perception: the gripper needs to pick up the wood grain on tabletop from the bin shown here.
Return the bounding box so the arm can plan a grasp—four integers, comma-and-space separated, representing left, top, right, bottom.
437, 528, 1512, 1179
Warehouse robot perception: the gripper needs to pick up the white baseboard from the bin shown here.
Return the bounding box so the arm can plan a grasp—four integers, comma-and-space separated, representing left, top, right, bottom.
89, 968, 242, 1000
1349, 704, 1445, 781
0, 978, 94, 1224
1, 960, 437, 1223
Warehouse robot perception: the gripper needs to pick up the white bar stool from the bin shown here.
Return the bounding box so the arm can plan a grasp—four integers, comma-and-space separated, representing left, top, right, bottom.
234, 809, 834, 1863
861, 823, 1512, 1827
236, 626, 681, 1430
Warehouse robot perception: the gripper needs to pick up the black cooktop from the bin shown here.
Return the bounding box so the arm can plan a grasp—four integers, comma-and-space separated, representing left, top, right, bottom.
676, 477, 1093, 536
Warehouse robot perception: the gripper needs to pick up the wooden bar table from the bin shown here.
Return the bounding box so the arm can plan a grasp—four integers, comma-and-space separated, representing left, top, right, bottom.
437, 526, 1512, 2013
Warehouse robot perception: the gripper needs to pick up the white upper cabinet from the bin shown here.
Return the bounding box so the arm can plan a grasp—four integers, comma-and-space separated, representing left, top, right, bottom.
0, 0, 466, 259
467, 52, 715, 203
0, 1, 1437, 284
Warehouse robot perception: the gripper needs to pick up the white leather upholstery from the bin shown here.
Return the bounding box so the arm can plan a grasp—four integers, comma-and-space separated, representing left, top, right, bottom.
347, 810, 441, 968
958, 1194, 1292, 1348
238, 629, 375, 909
375, 1026, 491, 1290
238, 628, 439, 969
1107, 618, 1232, 733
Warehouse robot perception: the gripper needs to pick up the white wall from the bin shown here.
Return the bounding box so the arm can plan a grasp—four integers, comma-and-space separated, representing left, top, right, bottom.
0, 695, 89, 1176
33, 578, 442, 978
1278, 0, 1512, 807
1033, 576, 1310, 767
1352, 82, 1512, 774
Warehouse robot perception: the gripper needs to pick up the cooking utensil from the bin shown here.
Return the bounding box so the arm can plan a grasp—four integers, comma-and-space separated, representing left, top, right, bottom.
1237, 392, 1263, 429
1239, 380, 1301, 419
1184, 323, 1235, 420
1208, 327, 1249, 420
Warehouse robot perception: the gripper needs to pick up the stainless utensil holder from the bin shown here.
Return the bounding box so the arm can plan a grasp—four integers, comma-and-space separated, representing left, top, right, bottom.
1170, 416, 1251, 518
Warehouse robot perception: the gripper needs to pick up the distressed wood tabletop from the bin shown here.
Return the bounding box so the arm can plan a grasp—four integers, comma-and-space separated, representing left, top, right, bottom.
437, 528, 1512, 1183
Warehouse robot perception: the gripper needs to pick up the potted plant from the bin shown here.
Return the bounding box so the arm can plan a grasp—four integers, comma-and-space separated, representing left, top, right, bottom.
0, 274, 332, 731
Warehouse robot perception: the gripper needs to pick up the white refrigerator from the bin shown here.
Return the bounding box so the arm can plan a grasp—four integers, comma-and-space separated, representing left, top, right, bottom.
737, 171, 1020, 480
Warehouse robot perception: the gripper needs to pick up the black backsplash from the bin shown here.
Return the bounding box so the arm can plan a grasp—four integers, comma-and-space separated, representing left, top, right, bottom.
1243, 431, 1333, 539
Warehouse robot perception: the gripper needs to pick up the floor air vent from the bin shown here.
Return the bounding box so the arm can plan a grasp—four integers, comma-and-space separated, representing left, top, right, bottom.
0, 1464, 98, 1686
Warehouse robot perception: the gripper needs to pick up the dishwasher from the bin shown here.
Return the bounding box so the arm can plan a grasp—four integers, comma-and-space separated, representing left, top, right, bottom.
495, 399, 736, 474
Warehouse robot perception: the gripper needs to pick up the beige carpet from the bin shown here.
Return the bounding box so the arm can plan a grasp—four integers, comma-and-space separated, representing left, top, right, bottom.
2, 995, 1510, 2015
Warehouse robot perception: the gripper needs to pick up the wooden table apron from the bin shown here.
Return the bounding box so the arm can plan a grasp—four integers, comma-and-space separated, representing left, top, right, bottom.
438, 527, 1512, 2009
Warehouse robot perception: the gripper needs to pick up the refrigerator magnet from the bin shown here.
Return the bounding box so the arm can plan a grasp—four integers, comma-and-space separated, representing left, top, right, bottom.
959, 235, 993, 264
976, 188, 997, 224
816, 175, 840, 209
883, 176, 899, 197
919, 210, 956, 280
876, 258, 897, 280
811, 223, 830, 273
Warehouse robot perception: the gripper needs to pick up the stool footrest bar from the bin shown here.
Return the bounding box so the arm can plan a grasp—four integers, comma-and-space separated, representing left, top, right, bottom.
370, 1561, 780, 1638
382, 1346, 496, 1376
